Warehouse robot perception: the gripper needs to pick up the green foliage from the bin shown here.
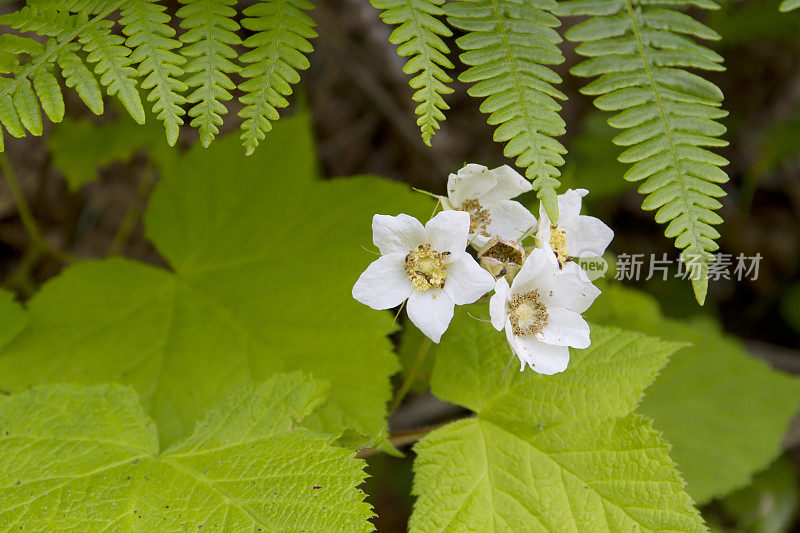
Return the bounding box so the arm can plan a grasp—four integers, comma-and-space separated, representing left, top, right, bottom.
0, 0, 317, 152
0, 2, 134, 148
0, 114, 432, 447
371, 0, 454, 146
239, 0, 317, 155
561, 111, 631, 200
780, 0, 800, 12
587, 284, 800, 503
409, 312, 705, 532
0, 289, 26, 352
57, 44, 105, 115
80, 18, 146, 125
721, 457, 799, 533
47, 114, 176, 189
0, 375, 374, 531
557, 0, 730, 304
446, 0, 567, 221
176, 0, 241, 148
120, 0, 187, 145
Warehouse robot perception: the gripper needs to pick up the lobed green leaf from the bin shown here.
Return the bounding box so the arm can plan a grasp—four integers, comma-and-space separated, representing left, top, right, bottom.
0, 375, 374, 531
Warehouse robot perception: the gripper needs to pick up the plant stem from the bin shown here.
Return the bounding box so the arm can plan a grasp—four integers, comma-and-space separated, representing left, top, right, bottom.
3, 246, 44, 297
0, 154, 77, 265
108, 165, 158, 255
388, 335, 433, 415
356, 422, 448, 458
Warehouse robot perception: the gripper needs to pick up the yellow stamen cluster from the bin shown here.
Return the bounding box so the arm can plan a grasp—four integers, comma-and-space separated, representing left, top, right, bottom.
549, 225, 569, 266
508, 290, 549, 336
459, 198, 491, 236
404, 243, 448, 291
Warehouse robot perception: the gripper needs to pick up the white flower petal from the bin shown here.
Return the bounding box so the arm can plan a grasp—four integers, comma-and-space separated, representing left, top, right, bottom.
444, 256, 496, 305
539, 264, 601, 313
482, 165, 532, 203
511, 248, 559, 295
490, 278, 510, 331
485, 200, 537, 243
536, 215, 552, 252
372, 214, 426, 255
505, 319, 527, 371
407, 289, 455, 343
538, 188, 586, 236
538, 307, 591, 348
511, 332, 571, 375
425, 210, 470, 261
469, 233, 492, 250
567, 215, 614, 258
352, 254, 413, 310
557, 188, 588, 223
447, 164, 496, 206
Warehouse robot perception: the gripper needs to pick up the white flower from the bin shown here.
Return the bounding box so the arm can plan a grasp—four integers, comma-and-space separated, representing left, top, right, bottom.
353, 210, 495, 343
489, 248, 600, 374
442, 164, 537, 249
537, 188, 613, 268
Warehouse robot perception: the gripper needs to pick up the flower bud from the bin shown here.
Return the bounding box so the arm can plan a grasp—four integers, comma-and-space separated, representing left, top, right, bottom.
478, 237, 526, 282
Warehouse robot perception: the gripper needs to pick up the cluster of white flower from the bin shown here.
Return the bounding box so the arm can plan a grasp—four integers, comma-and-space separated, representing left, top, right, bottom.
352, 164, 613, 375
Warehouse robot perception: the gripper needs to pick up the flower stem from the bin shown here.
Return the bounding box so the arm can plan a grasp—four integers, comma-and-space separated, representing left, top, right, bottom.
388, 335, 433, 415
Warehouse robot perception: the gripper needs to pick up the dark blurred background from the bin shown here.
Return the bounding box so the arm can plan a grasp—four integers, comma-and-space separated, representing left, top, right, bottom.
0, 0, 799, 530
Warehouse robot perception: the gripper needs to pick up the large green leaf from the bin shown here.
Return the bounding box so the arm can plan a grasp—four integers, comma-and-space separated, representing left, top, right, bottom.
0, 114, 432, 446
0, 289, 25, 352
409, 314, 705, 532
48, 114, 176, 190
587, 284, 800, 503
0, 374, 373, 531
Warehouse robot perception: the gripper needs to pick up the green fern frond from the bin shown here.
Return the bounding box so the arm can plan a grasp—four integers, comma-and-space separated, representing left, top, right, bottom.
0, 4, 123, 145
557, 0, 729, 304
177, 0, 242, 148
79, 18, 146, 124
238, 0, 317, 156
445, 0, 567, 220
27, 0, 121, 15
0, 11, 70, 143
57, 44, 105, 115
780, 0, 800, 11
120, 0, 187, 145
0, 5, 79, 37
371, 0, 454, 146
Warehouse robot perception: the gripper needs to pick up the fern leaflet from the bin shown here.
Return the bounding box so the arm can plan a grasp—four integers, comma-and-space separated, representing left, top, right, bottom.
120, 0, 187, 145
79, 18, 145, 124
445, 0, 567, 220
557, 0, 729, 304
371, 0, 454, 146
32, 65, 65, 124
238, 0, 317, 156
57, 44, 104, 115
177, 0, 241, 148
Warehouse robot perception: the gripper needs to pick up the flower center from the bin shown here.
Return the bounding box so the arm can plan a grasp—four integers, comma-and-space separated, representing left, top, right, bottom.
507, 290, 548, 336
458, 198, 491, 236
549, 225, 569, 266
404, 243, 448, 291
